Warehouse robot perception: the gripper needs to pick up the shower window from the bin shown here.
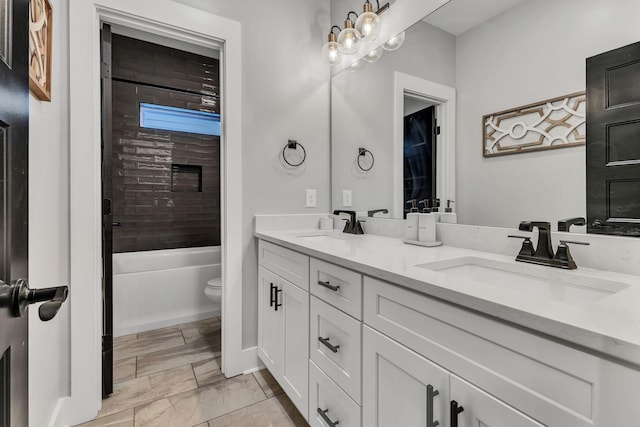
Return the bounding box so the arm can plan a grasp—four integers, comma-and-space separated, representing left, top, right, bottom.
139, 103, 220, 136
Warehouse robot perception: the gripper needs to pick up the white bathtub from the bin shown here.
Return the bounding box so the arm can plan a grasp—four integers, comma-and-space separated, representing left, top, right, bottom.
113, 246, 221, 336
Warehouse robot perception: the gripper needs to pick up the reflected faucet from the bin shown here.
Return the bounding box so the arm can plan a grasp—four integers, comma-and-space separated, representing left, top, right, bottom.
367, 209, 389, 217
558, 217, 586, 232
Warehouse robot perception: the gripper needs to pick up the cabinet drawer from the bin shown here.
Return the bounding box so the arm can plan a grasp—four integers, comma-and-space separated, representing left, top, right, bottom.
310, 296, 362, 404
363, 276, 600, 427
309, 361, 361, 427
310, 258, 362, 319
258, 240, 309, 291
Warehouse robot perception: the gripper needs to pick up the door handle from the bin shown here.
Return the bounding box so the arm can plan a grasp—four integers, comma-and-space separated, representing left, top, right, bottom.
0, 279, 69, 321
318, 336, 340, 353
274, 287, 282, 311
269, 282, 276, 307
318, 280, 340, 291
317, 408, 339, 427
112, 221, 121, 227
450, 400, 464, 427
427, 384, 440, 427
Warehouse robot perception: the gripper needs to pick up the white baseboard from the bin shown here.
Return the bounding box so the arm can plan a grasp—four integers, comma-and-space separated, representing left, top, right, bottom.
114, 309, 220, 336
47, 397, 70, 427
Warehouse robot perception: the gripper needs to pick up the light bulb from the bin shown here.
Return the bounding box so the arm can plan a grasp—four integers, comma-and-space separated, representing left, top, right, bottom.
321, 41, 341, 65
383, 31, 405, 51
338, 27, 361, 55
362, 46, 383, 63
321, 30, 341, 65
355, 11, 380, 41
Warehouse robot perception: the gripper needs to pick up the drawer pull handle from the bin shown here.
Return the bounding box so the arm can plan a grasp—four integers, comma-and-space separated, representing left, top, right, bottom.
318, 336, 340, 353
274, 287, 282, 311
318, 280, 340, 291
427, 384, 440, 427
450, 400, 463, 427
269, 282, 276, 307
317, 408, 340, 426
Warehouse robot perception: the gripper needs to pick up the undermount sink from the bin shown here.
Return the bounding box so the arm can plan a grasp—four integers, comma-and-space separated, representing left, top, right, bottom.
416, 256, 628, 305
291, 231, 344, 240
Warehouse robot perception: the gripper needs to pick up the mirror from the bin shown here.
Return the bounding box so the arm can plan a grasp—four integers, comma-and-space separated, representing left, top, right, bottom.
331, 0, 640, 232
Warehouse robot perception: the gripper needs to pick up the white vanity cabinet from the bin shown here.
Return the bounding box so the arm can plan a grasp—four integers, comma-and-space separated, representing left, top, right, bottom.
256, 238, 640, 426
363, 276, 640, 427
257, 241, 309, 420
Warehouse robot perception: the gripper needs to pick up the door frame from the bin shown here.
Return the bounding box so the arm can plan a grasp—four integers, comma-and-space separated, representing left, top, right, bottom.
69, 1, 248, 423
393, 72, 456, 219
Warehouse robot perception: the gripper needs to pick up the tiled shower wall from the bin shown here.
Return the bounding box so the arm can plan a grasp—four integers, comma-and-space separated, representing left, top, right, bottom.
111, 34, 221, 252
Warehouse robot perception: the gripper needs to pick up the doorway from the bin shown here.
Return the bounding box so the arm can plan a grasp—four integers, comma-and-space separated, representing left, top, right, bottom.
393, 72, 456, 219
403, 100, 437, 218
69, 2, 245, 423
100, 25, 223, 397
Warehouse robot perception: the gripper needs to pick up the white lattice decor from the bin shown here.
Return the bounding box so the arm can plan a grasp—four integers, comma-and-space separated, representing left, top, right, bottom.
483, 92, 586, 157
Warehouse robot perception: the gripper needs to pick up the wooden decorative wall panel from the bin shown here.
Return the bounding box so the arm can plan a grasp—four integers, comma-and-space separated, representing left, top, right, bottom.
28, 0, 52, 101
483, 92, 586, 157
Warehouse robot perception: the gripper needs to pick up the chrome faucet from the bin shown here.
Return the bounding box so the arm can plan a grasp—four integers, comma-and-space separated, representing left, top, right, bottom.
509, 221, 589, 269
333, 210, 365, 234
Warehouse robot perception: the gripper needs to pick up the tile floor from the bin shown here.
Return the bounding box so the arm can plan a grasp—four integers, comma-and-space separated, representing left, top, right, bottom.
75, 317, 308, 427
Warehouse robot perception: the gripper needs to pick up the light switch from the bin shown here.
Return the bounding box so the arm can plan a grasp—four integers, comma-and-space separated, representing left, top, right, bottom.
306, 189, 317, 208
343, 190, 352, 207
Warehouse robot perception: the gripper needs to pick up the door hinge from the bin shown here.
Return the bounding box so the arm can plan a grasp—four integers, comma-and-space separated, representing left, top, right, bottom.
436, 126, 441, 135
102, 334, 113, 352
103, 198, 112, 216
101, 62, 111, 79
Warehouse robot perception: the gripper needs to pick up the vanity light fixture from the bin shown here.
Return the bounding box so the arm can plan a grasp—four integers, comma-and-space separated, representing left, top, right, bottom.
324, 0, 392, 65
337, 12, 361, 55
321, 26, 342, 65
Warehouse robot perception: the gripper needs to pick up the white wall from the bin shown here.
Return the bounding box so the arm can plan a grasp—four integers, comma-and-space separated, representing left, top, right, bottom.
456, 0, 640, 229
28, 0, 71, 425
170, 0, 331, 348
331, 21, 456, 215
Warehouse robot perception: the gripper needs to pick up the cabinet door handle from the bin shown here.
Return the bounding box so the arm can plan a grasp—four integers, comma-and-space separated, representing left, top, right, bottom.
450, 400, 464, 427
318, 336, 340, 353
427, 384, 440, 427
317, 408, 340, 426
274, 287, 282, 311
269, 283, 276, 307
318, 280, 340, 292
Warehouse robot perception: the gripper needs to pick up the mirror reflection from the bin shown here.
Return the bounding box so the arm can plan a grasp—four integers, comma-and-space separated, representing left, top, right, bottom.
331, 0, 640, 233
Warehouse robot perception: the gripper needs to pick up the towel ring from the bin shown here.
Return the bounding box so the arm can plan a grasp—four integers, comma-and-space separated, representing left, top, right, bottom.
283, 140, 306, 167
357, 147, 374, 171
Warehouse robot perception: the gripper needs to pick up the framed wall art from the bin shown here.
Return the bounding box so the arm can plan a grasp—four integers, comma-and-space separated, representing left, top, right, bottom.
29, 0, 52, 101
483, 92, 586, 157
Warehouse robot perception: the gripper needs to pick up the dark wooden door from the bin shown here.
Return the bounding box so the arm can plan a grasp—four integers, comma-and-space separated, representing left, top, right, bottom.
0, 0, 30, 425
403, 106, 437, 217
587, 41, 640, 236
100, 23, 114, 397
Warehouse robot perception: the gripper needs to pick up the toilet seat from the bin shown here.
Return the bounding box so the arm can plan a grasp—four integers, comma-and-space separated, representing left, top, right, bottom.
207, 278, 222, 289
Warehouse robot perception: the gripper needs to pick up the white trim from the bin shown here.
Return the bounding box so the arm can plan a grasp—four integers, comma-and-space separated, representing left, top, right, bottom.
47, 397, 70, 427
68, 1, 244, 424
393, 72, 456, 218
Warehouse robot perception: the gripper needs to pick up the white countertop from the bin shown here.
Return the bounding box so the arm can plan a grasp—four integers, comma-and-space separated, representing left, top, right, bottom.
255, 228, 640, 367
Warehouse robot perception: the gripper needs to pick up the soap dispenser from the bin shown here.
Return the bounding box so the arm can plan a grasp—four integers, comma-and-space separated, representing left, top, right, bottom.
418, 199, 437, 243
404, 200, 419, 241
440, 200, 457, 224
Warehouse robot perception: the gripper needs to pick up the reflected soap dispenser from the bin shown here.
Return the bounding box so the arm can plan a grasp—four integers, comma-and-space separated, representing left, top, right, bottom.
404, 199, 419, 241
440, 200, 457, 224
431, 198, 441, 222
418, 199, 437, 243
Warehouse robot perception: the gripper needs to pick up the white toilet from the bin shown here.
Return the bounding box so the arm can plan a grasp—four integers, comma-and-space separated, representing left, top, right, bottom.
205, 277, 222, 306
